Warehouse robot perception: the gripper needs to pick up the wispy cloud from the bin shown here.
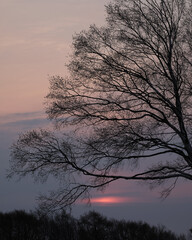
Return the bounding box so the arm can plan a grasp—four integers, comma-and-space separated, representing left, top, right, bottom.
0, 111, 51, 136
90, 196, 139, 206
0, 111, 46, 125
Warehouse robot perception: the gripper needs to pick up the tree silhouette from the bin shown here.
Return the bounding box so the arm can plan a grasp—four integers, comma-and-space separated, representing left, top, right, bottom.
0, 210, 40, 240
0, 210, 186, 240
9, 0, 192, 210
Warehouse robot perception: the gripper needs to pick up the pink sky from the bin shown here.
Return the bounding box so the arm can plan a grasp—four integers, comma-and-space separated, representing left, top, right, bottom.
0, 0, 108, 115
1, 0, 192, 235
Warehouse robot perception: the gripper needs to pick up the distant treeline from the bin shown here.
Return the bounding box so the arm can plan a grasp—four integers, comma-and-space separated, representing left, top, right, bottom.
0, 210, 187, 240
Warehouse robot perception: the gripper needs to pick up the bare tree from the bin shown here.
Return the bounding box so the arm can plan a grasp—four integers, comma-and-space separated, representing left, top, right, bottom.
9, 0, 192, 211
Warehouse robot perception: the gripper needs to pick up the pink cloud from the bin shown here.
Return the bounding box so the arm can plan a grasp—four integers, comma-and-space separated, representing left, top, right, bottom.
79, 196, 140, 206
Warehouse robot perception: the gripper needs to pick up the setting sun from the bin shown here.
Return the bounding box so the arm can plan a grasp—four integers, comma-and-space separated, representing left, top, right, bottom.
90, 196, 135, 205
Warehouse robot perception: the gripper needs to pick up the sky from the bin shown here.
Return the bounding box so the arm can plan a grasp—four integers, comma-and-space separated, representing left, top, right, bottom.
0, 0, 192, 236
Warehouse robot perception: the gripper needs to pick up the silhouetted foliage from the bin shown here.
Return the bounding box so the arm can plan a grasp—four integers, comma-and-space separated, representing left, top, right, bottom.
9, 0, 192, 209
0, 210, 187, 240
0, 210, 40, 240
78, 211, 113, 240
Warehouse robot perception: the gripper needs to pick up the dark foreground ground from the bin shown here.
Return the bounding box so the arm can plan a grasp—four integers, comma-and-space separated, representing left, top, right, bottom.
0, 210, 189, 240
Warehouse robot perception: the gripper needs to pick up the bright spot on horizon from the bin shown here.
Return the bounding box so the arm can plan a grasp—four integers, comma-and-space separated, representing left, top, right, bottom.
90, 196, 135, 205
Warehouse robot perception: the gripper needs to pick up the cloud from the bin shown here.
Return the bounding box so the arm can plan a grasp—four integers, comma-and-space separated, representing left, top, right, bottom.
0, 110, 56, 213
0, 111, 46, 125
89, 196, 139, 206
0, 111, 51, 137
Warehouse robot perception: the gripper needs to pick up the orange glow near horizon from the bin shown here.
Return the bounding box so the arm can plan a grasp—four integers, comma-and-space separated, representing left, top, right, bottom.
90, 196, 136, 205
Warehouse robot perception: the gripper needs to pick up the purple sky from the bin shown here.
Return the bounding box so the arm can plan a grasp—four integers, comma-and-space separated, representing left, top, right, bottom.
0, 0, 192, 236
